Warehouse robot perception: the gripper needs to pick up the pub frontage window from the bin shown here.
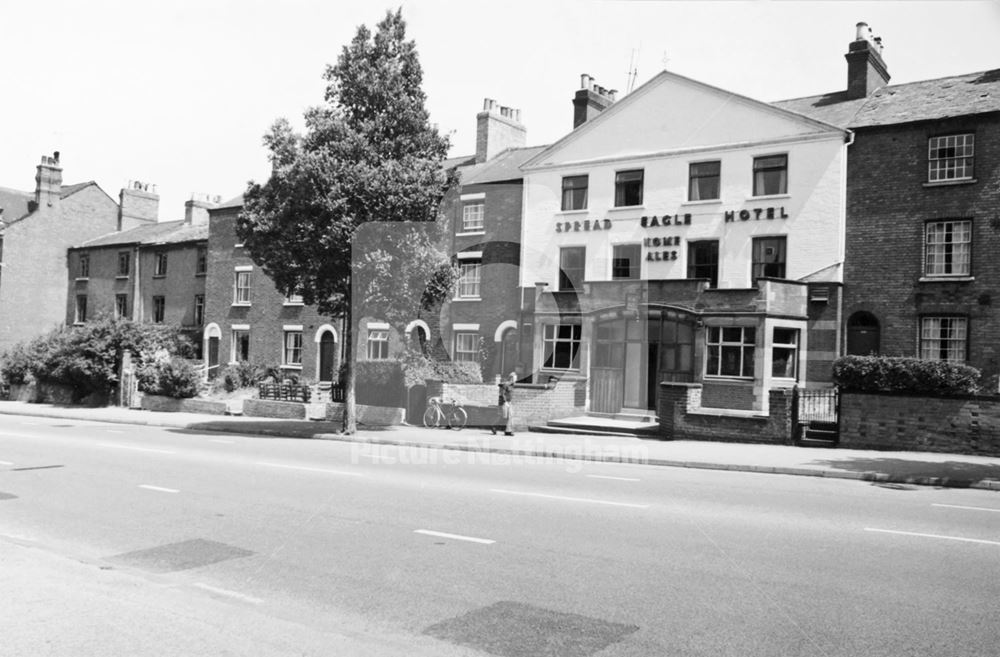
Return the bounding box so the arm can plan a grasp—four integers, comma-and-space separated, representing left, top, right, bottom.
688, 240, 719, 287
688, 161, 721, 201
752, 236, 786, 282
706, 326, 756, 378
614, 169, 644, 207
561, 175, 588, 211
752, 154, 788, 196
612, 244, 641, 280
543, 324, 581, 370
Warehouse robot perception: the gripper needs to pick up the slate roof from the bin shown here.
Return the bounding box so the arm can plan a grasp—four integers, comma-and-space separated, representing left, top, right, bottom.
774, 68, 1000, 129
0, 186, 32, 224
75, 219, 208, 249
213, 194, 245, 210
461, 145, 548, 185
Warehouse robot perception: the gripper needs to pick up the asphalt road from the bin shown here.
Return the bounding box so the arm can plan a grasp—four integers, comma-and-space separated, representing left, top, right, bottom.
2, 413, 999, 656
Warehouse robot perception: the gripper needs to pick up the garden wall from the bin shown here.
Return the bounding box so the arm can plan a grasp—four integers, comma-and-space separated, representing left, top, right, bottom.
658, 383, 794, 444
244, 398, 405, 426
840, 391, 1000, 456
140, 395, 231, 415
426, 376, 587, 429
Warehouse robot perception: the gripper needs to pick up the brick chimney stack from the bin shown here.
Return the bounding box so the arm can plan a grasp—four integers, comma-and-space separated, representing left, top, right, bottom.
118, 180, 159, 231
184, 193, 221, 225
475, 98, 527, 164
34, 151, 62, 210
573, 74, 617, 128
845, 22, 890, 99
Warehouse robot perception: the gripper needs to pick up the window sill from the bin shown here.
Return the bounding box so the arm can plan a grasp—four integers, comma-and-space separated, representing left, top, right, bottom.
747, 194, 790, 201
919, 276, 975, 283
923, 179, 976, 188
681, 199, 722, 206
280, 364, 303, 370
115, 275, 129, 280
688, 408, 768, 420
703, 376, 755, 382
456, 230, 485, 237
232, 302, 251, 307
283, 302, 305, 307
153, 275, 166, 279
607, 205, 644, 212
73, 321, 86, 326
556, 209, 589, 216
75, 277, 89, 282
452, 297, 482, 302
195, 272, 206, 277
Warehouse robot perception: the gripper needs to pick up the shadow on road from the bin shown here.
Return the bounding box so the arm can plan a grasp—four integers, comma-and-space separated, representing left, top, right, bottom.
808, 456, 1000, 487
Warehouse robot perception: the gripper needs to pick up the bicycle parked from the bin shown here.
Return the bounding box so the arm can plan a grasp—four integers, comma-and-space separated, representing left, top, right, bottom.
423, 396, 467, 430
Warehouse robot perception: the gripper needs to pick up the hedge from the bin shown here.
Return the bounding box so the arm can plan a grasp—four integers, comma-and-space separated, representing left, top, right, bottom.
832, 355, 981, 396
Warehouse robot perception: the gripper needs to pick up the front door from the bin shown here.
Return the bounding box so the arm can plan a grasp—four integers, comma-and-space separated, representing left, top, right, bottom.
319, 331, 336, 382
207, 337, 219, 379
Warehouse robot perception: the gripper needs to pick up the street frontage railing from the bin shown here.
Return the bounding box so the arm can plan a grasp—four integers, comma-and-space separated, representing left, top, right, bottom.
258, 382, 312, 403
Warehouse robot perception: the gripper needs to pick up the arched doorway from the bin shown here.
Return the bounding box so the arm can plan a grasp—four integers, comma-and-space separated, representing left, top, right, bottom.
315, 325, 339, 382
847, 311, 880, 356
203, 323, 221, 380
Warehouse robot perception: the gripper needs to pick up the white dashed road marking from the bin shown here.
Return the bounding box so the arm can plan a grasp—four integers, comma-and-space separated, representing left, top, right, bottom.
586, 474, 641, 482
865, 528, 1000, 547
210, 439, 236, 444
192, 582, 263, 604
138, 485, 179, 494
0, 460, 13, 466
414, 529, 495, 544
255, 462, 363, 477
98, 443, 175, 455
490, 488, 650, 509
932, 503, 1000, 514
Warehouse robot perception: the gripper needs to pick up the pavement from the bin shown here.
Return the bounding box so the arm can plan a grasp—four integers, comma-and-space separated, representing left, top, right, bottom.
2, 400, 1000, 491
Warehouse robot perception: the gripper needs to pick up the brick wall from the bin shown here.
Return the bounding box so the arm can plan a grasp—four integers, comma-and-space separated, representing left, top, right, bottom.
840, 391, 1000, 456
845, 115, 1000, 381
701, 381, 755, 410
427, 375, 587, 429
658, 382, 793, 444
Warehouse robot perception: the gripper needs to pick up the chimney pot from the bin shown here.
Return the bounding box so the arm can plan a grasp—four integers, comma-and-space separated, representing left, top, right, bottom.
609, 89, 618, 101
515, 109, 522, 122
482, 98, 491, 111
580, 73, 590, 89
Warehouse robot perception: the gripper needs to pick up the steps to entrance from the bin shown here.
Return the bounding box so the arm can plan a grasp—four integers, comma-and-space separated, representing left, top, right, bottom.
796, 421, 839, 448
531, 414, 661, 438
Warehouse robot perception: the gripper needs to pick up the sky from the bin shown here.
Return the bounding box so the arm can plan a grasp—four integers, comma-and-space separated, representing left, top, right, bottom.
2, 1, 998, 219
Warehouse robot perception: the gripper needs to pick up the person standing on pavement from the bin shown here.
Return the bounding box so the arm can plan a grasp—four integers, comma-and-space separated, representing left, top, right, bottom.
492, 372, 516, 436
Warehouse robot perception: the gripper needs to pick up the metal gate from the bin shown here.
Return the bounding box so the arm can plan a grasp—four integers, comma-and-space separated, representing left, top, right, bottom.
793, 387, 839, 446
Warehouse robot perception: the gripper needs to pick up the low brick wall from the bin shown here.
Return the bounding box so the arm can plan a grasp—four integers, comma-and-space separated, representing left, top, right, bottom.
840, 391, 1000, 456
141, 395, 230, 416
658, 383, 793, 444
701, 381, 756, 410
426, 376, 587, 429
321, 402, 405, 426
243, 398, 306, 420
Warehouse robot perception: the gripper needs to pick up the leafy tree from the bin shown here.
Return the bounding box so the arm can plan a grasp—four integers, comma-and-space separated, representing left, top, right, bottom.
237, 9, 457, 433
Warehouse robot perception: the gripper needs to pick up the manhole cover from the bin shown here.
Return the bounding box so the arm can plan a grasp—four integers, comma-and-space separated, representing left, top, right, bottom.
424, 601, 638, 657
106, 538, 254, 573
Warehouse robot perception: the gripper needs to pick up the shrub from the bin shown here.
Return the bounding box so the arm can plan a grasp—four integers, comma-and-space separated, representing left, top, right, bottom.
137, 358, 202, 398
398, 351, 483, 387
832, 355, 981, 396
218, 361, 275, 393
0, 341, 40, 385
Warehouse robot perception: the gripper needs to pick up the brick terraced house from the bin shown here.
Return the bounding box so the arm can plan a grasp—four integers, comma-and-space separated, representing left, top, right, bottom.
0, 153, 120, 353
777, 23, 1000, 385
203, 196, 343, 382
66, 187, 212, 354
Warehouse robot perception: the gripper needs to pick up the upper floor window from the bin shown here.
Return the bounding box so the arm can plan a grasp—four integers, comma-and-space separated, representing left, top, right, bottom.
752, 236, 787, 282
706, 326, 756, 378
194, 295, 205, 325
233, 270, 251, 305
78, 253, 90, 278
614, 170, 643, 207
688, 161, 720, 201
561, 175, 589, 211
196, 246, 207, 275
457, 259, 482, 299
462, 203, 484, 232
152, 296, 165, 323
928, 134, 974, 182
117, 251, 130, 277
558, 246, 586, 292
454, 332, 479, 363
612, 244, 641, 280
688, 240, 719, 288
925, 220, 971, 277
752, 155, 787, 196
367, 329, 389, 360
920, 316, 967, 363
154, 252, 168, 277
